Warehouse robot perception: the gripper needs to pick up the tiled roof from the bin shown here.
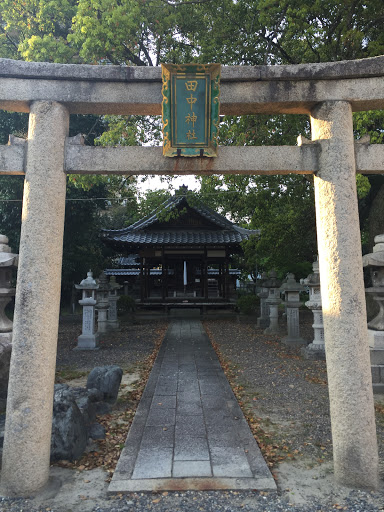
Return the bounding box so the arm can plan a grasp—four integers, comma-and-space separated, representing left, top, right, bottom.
118, 255, 140, 267
102, 194, 258, 247
104, 268, 240, 276
108, 230, 251, 245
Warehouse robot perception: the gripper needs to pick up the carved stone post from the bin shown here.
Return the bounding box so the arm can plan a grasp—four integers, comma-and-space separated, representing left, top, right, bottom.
311, 101, 378, 488
75, 271, 99, 350
107, 275, 122, 331
280, 273, 305, 346
1, 102, 69, 496
264, 271, 281, 335
257, 272, 269, 328
302, 258, 325, 360
362, 234, 384, 393
0, 235, 18, 343
96, 272, 110, 335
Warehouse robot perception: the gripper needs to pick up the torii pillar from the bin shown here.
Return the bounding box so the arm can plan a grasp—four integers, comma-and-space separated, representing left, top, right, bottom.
0, 101, 69, 496
311, 101, 379, 488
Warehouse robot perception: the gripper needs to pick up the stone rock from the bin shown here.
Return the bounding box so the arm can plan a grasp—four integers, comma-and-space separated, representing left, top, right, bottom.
51, 385, 88, 462
0, 340, 12, 403
87, 387, 104, 402
94, 402, 112, 415
86, 365, 123, 403
70, 387, 96, 426
89, 422, 106, 440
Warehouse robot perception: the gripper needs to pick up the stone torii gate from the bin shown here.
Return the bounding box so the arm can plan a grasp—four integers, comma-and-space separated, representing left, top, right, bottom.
0, 56, 384, 496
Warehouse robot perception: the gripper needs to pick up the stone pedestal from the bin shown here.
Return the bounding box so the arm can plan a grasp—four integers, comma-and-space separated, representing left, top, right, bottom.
96, 272, 110, 336
368, 330, 384, 393
0, 235, 18, 344
312, 100, 378, 489
301, 258, 325, 360
76, 299, 99, 350
363, 236, 384, 394
257, 272, 269, 328
107, 276, 122, 331
280, 274, 306, 346
264, 271, 281, 335
264, 299, 280, 334
75, 271, 99, 350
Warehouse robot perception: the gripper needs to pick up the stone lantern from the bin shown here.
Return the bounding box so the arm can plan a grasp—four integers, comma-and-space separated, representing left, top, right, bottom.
96, 271, 110, 335
363, 234, 384, 392
257, 272, 269, 328
0, 235, 18, 343
279, 273, 305, 346
264, 270, 282, 335
107, 275, 122, 331
301, 258, 325, 360
75, 271, 99, 350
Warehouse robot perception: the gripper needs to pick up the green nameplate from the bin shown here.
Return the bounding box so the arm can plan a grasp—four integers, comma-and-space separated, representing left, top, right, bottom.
162, 63, 220, 157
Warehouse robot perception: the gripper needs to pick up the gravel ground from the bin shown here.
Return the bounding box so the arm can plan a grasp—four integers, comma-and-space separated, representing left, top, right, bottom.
56, 314, 166, 372
1, 312, 384, 512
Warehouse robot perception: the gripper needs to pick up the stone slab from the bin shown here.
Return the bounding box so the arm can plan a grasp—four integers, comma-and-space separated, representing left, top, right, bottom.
109, 477, 277, 492
173, 461, 212, 478
109, 319, 276, 493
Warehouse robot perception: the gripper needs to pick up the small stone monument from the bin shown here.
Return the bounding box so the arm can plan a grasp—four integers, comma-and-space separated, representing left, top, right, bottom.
0, 235, 18, 343
301, 258, 325, 360
96, 272, 110, 335
264, 270, 282, 335
75, 271, 99, 350
257, 272, 269, 328
363, 234, 384, 392
107, 276, 122, 331
280, 273, 306, 346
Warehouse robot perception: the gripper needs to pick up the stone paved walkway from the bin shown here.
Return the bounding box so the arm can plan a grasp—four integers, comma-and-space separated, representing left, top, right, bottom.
109, 319, 276, 492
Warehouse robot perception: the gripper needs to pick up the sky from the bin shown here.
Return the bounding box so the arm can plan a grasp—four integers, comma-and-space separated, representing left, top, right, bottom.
137, 174, 200, 195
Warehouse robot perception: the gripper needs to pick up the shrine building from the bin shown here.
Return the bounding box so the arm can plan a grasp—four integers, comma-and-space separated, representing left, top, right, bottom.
102, 188, 258, 308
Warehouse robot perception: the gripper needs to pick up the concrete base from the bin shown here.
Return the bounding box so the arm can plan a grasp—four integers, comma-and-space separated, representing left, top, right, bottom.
109, 476, 277, 493
281, 336, 307, 347
106, 322, 120, 332
302, 343, 326, 360
75, 334, 100, 350
257, 318, 269, 328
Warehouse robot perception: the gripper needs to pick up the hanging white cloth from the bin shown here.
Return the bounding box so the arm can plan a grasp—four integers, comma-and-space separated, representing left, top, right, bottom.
183, 261, 187, 286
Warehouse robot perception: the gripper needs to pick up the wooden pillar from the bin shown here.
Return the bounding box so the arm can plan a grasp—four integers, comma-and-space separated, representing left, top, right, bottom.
204, 249, 208, 299
162, 248, 166, 300
140, 257, 144, 302
225, 254, 230, 299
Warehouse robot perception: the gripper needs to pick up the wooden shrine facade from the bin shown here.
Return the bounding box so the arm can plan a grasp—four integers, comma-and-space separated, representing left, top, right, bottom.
103, 190, 258, 305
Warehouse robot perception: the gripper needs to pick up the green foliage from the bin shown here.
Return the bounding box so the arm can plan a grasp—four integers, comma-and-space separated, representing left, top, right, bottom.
0, 0, 77, 61
236, 294, 259, 315
354, 111, 384, 144
117, 295, 136, 314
